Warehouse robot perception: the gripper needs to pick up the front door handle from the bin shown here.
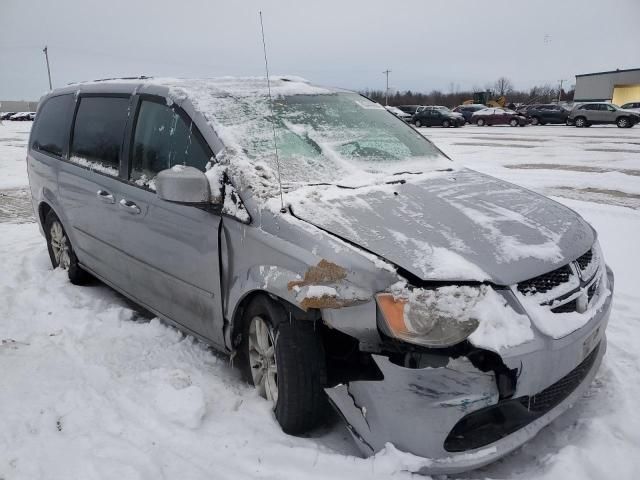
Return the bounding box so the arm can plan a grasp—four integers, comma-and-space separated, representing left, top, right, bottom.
119, 198, 141, 215
96, 189, 115, 204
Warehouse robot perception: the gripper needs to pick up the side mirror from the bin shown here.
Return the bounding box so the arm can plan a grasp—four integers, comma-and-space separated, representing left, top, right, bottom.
156, 166, 212, 204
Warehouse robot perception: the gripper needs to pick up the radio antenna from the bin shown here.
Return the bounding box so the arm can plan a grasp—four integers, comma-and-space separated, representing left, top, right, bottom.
259, 11, 286, 213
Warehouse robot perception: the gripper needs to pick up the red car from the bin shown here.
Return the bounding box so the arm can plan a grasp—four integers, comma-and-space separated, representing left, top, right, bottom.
470, 108, 529, 127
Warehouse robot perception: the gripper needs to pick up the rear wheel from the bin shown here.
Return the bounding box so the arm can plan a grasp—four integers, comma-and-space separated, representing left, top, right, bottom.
509, 118, 518, 127
44, 211, 90, 285
616, 117, 630, 128
476, 118, 485, 126
240, 296, 326, 434
574, 116, 587, 128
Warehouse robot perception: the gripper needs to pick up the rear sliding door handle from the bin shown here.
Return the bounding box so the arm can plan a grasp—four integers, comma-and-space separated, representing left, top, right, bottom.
118, 198, 141, 215
96, 189, 115, 204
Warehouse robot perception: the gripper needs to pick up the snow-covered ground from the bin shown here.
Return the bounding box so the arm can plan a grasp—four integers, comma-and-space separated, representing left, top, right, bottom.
1, 120, 639, 479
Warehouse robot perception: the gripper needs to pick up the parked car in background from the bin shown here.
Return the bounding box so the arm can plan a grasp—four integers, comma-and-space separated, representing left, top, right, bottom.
397, 105, 424, 116
413, 107, 465, 127
525, 104, 571, 125
385, 105, 412, 121
1, 112, 17, 120
620, 101, 640, 113
27, 76, 613, 474
453, 104, 486, 123
470, 108, 529, 126
568, 102, 640, 128
516, 104, 541, 116
9, 111, 35, 121
424, 106, 465, 122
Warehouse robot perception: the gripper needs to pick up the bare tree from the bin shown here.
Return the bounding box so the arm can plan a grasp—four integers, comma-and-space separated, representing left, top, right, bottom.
493, 77, 514, 97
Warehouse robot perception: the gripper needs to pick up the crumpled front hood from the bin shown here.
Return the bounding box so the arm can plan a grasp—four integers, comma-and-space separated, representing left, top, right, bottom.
289, 169, 594, 285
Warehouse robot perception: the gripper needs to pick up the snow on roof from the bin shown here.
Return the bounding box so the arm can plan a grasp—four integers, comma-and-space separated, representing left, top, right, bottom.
69, 75, 337, 98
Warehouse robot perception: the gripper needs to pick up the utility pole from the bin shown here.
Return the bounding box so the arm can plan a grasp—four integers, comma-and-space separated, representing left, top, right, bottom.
43, 46, 52, 90
382, 69, 391, 106
557, 79, 565, 103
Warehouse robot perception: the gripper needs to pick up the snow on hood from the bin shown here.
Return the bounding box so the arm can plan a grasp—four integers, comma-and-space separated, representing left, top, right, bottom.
286, 168, 594, 285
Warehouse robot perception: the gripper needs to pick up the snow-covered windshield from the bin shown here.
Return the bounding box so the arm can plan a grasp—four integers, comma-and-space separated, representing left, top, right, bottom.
212, 92, 449, 187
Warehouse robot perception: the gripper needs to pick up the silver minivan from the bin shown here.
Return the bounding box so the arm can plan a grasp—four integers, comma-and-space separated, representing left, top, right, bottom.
28, 77, 613, 474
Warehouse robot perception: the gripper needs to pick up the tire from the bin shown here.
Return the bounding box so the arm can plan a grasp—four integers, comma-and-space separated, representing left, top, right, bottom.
44, 211, 90, 285
414, 119, 422, 128
574, 116, 587, 128
616, 117, 629, 128
509, 118, 518, 127
476, 118, 485, 126
442, 120, 450, 128
240, 295, 326, 434
531, 116, 540, 125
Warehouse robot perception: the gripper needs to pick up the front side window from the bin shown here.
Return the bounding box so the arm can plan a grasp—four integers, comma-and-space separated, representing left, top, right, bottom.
130, 100, 211, 189
31, 94, 74, 157
70, 96, 130, 176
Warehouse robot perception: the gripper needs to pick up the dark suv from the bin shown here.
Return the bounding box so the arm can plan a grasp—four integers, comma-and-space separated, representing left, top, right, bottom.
525, 104, 570, 125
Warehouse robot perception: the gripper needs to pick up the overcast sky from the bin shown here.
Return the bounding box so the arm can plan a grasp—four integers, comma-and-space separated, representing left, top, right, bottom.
1, 0, 639, 100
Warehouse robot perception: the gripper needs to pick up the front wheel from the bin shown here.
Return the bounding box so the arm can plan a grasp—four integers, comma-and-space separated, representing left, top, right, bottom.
44, 211, 90, 285
531, 116, 540, 125
509, 118, 518, 127
442, 120, 450, 128
241, 296, 326, 434
476, 118, 485, 126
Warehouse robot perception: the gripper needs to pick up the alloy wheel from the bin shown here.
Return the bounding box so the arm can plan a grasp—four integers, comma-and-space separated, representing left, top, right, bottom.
248, 315, 278, 406
50, 220, 71, 270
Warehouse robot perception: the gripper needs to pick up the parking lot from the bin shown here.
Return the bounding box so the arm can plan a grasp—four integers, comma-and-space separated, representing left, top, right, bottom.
420, 124, 640, 209
1, 120, 639, 479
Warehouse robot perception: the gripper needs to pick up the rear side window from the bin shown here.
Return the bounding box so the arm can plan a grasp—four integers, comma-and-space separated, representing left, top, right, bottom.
130, 100, 211, 189
70, 96, 130, 176
31, 94, 74, 157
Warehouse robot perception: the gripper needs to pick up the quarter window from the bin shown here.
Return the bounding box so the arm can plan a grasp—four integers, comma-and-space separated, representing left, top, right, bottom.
130, 100, 211, 189
70, 96, 130, 176
31, 94, 74, 157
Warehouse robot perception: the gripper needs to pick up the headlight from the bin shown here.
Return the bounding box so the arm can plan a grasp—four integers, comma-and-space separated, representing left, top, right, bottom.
376, 285, 485, 348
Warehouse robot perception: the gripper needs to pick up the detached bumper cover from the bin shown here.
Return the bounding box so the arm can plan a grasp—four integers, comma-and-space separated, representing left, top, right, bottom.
326, 269, 613, 475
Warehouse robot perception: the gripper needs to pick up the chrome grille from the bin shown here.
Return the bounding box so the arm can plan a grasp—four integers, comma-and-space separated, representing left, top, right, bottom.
517, 247, 601, 314
517, 264, 572, 295
576, 249, 593, 271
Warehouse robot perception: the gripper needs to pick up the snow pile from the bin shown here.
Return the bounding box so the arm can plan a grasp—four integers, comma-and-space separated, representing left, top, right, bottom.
468, 288, 534, 351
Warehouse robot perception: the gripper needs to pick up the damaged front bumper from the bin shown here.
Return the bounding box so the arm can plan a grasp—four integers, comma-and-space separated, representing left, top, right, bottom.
325, 269, 613, 475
